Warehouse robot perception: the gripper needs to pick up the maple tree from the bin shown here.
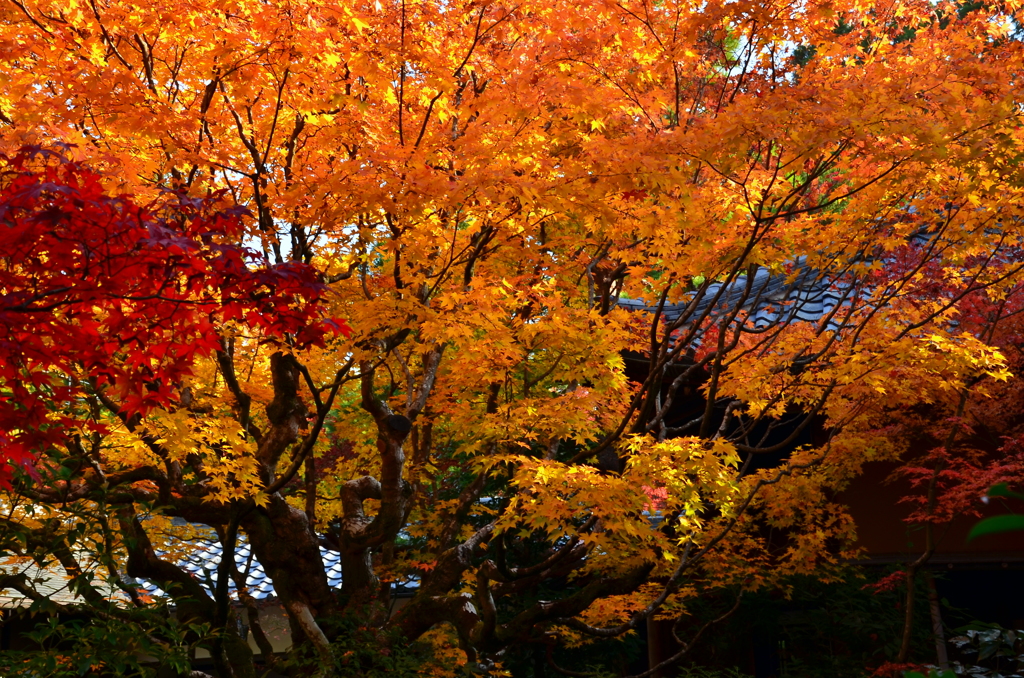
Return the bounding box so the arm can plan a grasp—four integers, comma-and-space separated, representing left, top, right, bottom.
1, 0, 1024, 676
0, 146, 341, 483
871, 267, 1024, 672
0, 146, 344, 673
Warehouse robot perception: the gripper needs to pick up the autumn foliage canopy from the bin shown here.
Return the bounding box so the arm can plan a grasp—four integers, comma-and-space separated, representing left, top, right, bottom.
1, 0, 1024, 675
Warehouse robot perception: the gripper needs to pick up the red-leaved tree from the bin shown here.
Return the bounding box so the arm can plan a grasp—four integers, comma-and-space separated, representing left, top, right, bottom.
0, 146, 347, 486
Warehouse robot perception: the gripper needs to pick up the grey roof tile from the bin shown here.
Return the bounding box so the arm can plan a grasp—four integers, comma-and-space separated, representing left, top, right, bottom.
135, 539, 419, 602
619, 261, 858, 336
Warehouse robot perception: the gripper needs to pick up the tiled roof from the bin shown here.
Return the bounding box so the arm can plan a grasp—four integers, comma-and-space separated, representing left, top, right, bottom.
0, 555, 123, 608
0, 542, 416, 607
619, 226, 951, 332
136, 541, 416, 601
618, 261, 855, 333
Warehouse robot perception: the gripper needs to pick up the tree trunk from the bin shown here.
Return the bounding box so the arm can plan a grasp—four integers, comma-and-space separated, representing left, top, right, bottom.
242, 496, 337, 648
926, 571, 949, 670
898, 565, 919, 664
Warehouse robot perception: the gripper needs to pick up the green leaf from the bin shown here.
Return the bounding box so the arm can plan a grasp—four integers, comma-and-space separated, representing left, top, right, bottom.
986, 483, 1024, 502
27, 597, 57, 615
967, 514, 1024, 542
77, 656, 95, 675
